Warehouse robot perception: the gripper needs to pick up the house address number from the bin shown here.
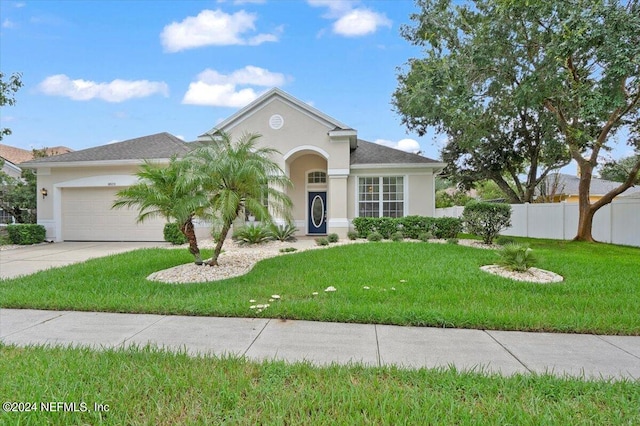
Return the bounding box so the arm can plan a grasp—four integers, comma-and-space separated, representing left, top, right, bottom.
107, 182, 116, 186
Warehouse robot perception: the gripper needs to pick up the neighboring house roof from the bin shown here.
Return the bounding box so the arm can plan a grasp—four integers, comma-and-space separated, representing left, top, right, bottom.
0, 144, 73, 164
543, 173, 640, 197
21, 133, 190, 167
351, 139, 441, 166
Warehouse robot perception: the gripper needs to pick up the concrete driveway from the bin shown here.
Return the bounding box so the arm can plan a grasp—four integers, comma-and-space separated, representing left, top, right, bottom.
0, 242, 168, 279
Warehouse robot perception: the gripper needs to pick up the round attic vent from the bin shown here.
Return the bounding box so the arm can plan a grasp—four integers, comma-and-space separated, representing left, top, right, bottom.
269, 114, 284, 130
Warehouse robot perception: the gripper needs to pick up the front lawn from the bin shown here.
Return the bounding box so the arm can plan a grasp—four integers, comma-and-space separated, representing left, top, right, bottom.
1, 239, 639, 334
1, 344, 638, 425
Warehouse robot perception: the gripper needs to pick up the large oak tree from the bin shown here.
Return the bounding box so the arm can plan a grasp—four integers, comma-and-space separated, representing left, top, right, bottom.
394, 0, 640, 241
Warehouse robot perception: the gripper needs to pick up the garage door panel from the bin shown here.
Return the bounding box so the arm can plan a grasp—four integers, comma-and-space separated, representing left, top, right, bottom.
62, 187, 165, 241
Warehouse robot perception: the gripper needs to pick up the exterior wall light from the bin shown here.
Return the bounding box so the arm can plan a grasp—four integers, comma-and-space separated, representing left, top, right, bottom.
41, 188, 48, 199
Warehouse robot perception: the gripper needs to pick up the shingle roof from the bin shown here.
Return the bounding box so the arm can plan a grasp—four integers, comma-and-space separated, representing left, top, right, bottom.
21, 133, 189, 165
350, 139, 441, 165
0, 145, 74, 164
545, 173, 640, 197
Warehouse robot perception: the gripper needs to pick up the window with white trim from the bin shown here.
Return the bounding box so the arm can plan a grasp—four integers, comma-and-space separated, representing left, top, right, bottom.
358, 176, 404, 218
307, 171, 327, 184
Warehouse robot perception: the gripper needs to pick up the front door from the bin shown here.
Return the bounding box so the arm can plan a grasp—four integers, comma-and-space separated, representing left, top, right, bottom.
308, 191, 327, 234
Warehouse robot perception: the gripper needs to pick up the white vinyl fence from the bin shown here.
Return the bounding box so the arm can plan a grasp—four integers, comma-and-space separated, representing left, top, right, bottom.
435, 198, 640, 247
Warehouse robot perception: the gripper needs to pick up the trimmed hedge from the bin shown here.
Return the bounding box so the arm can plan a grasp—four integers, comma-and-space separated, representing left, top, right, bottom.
163, 223, 188, 245
352, 216, 462, 240
6, 224, 46, 245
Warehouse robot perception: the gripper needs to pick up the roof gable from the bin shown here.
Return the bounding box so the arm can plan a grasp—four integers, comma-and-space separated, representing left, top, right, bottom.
198, 88, 353, 139
21, 133, 189, 166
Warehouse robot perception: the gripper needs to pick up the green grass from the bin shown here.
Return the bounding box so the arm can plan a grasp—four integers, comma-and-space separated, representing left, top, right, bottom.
1, 344, 638, 425
1, 239, 639, 334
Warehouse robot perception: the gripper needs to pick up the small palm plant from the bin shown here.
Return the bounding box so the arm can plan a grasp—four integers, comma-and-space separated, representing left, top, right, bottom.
233, 224, 271, 245
497, 243, 537, 272
268, 222, 298, 242
113, 157, 207, 264
185, 131, 293, 266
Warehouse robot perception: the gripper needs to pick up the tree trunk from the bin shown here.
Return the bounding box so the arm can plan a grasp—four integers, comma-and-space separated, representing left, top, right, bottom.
206, 220, 232, 267
180, 217, 202, 265
574, 163, 596, 242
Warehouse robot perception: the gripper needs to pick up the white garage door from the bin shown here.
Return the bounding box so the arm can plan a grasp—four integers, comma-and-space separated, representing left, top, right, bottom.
61, 187, 165, 241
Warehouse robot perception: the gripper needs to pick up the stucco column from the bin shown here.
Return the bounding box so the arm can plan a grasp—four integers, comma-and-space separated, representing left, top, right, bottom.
327, 174, 349, 237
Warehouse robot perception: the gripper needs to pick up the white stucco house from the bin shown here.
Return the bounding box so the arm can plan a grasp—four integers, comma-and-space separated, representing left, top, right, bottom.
22, 88, 445, 242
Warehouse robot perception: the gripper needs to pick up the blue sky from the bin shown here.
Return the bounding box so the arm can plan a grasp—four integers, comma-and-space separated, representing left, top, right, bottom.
1, 0, 444, 158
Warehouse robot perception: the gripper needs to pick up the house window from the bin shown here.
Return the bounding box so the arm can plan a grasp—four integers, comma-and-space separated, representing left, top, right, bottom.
358, 176, 404, 218
308, 171, 327, 184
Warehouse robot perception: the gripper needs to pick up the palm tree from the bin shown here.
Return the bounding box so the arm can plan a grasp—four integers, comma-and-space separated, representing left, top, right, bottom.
186, 131, 293, 266
112, 157, 207, 264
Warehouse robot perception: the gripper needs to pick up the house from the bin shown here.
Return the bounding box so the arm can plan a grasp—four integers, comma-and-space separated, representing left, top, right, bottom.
22, 88, 445, 242
1, 144, 74, 223
538, 173, 640, 203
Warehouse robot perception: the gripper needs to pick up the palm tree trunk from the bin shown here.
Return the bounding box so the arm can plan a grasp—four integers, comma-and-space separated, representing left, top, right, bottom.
207, 220, 232, 266
180, 217, 202, 265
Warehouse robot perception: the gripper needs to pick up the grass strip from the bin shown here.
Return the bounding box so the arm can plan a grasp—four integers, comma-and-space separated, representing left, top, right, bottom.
1, 344, 638, 425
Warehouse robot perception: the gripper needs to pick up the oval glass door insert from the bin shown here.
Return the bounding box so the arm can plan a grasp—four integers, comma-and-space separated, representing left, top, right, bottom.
311, 195, 325, 228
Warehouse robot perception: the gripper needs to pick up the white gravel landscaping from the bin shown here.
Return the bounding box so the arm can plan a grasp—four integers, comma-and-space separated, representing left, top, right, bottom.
146, 237, 563, 284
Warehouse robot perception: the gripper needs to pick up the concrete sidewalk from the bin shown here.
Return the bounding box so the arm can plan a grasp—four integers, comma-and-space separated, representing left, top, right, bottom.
1, 309, 638, 381
0, 242, 168, 279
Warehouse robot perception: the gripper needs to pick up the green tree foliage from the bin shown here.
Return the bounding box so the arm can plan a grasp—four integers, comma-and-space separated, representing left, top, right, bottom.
393, 1, 570, 204
185, 131, 293, 266
395, 0, 640, 241
599, 155, 640, 184
113, 158, 207, 264
0, 72, 23, 141
0, 149, 51, 224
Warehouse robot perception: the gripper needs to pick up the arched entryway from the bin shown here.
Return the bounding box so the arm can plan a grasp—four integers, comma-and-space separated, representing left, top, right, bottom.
284, 147, 328, 235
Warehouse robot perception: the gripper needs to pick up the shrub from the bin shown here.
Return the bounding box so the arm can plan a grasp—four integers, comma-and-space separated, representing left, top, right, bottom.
315, 237, 329, 246
352, 217, 377, 238
418, 232, 433, 242
163, 223, 187, 245
462, 201, 512, 244
352, 217, 399, 239
268, 223, 298, 242
6, 224, 46, 245
367, 231, 383, 242
233, 224, 270, 245
497, 243, 537, 272
434, 217, 463, 239
279, 247, 297, 253
496, 235, 517, 246
446, 238, 459, 245
376, 217, 398, 239
327, 233, 339, 243
397, 216, 436, 239
347, 231, 358, 240
391, 231, 404, 242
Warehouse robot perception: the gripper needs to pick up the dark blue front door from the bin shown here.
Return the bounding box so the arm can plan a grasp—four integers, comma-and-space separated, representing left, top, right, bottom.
308, 191, 327, 234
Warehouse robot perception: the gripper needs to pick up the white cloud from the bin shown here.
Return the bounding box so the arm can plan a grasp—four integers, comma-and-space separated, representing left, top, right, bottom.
160, 9, 280, 52
333, 9, 391, 36
182, 66, 287, 107
2, 18, 17, 28
37, 74, 169, 103
308, 1, 391, 37
233, 0, 267, 4
308, 0, 355, 16
374, 138, 422, 154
